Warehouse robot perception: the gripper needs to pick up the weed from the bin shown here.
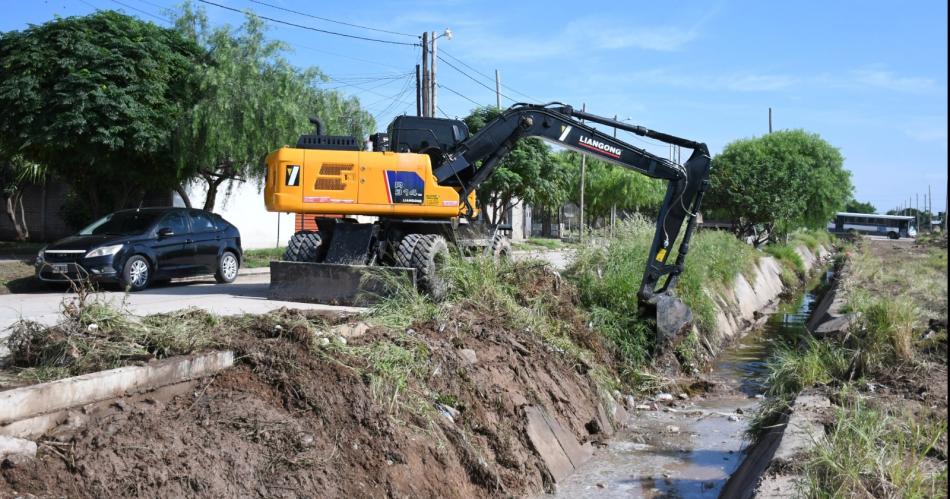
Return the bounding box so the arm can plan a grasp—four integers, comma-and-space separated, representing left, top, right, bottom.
764, 244, 805, 278
801, 400, 947, 498
763, 337, 852, 398
568, 217, 759, 375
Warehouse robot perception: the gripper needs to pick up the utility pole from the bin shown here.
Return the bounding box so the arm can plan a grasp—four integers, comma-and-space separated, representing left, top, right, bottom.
415, 64, 421, 117
579, 103, 587, 243
916, 193, 920, 234
495, 70, 502, 109
430, 31, 437, 117
768, 107, 773, 133
611, 115, 618, 236
928, 184, 933, 231
421, 32, 429, 117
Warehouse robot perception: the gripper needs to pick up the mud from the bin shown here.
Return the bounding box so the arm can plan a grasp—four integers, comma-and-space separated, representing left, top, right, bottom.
1, 273, 613, 498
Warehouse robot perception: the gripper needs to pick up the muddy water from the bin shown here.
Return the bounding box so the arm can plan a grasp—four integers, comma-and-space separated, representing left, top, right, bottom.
551, 281, 824, 498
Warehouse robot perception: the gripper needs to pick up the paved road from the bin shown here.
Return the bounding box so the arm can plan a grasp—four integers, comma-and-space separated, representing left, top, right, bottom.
0, 273, 364, 346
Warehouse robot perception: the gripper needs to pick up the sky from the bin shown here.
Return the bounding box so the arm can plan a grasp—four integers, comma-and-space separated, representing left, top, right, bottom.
4, 0, 948, 214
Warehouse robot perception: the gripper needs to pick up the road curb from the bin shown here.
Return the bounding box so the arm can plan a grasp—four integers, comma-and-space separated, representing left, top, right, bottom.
0, 351, 234, 434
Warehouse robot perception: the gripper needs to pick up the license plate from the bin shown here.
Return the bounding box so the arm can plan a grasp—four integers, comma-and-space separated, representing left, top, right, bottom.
50, 264, 69, 274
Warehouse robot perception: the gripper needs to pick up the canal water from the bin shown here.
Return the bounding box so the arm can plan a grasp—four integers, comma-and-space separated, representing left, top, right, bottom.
550, 276, 827, 498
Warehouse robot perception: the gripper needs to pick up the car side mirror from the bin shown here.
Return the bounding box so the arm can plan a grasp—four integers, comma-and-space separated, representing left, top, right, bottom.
157, 227, 175, 239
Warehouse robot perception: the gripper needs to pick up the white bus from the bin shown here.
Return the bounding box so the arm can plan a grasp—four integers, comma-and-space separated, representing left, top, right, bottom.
828, 212, 917, 239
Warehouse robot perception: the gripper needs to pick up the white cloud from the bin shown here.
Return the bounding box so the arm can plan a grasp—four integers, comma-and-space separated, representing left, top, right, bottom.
851, 69, 940, 93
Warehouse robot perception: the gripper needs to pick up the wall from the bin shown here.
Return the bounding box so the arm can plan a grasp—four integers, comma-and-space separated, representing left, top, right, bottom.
702, 244, 831, 355
174, 179, 295, 250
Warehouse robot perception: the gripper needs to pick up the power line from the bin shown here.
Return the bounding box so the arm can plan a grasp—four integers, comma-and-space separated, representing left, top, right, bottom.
247, 0, 416, 38
107, 0, 172, 23
197, 0, 419, 46
440, 49, 541, 102
437, 55, 516, 103
438, 83, 484, 108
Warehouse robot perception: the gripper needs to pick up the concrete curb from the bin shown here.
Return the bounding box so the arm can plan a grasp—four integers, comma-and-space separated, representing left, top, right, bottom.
0, 351, 234, 428
239, 267, 270, 276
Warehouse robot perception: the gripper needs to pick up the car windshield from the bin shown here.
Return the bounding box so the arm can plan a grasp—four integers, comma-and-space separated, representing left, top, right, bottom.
78, 211, 162, 236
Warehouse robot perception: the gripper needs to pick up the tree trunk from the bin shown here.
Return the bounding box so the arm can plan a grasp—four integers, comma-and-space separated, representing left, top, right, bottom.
4, 192, 28, 240
202, 173, 230, 212
174, 185, 192, 208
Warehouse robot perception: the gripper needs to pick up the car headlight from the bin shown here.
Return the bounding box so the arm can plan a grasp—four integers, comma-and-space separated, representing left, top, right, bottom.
36, 246, 47, 263
85, 244, 124, 259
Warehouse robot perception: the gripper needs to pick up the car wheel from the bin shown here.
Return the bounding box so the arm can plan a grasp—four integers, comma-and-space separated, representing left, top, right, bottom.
215, 251, 240, 284
120, 255, 151, 292
887, 231, 899, 240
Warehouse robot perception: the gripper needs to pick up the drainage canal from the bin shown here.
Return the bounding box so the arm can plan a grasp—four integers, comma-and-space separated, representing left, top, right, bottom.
550, 274, 829, 498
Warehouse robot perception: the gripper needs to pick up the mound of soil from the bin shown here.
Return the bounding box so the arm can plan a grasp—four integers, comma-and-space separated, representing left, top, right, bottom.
2, 279, 614, 497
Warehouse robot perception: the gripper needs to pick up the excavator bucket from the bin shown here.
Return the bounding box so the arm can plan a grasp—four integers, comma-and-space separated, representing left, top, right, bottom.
653, 294, 694, 344
269, 261, 416, 306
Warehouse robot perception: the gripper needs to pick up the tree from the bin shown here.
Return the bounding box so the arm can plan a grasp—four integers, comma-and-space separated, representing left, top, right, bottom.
171, 5, 375, 211
707, 129, 852, 244
845, 199, 876, 213
0, 11, 202, 219
559, 151, 665, 225
0, 152, 46, 240
463, 107, 569, 225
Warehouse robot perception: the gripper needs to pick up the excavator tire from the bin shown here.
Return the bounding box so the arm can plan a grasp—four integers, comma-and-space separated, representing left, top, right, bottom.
488, 233, 511, 261
395, 233, 448, 299
283, 231, 322, 262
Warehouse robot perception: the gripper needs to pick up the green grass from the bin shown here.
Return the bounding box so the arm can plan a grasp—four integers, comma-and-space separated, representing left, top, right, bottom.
567, 217, 760, 374
512, 237, 565, 250
801, 400, 947, 498
763, 337, 852, 398
243, 247, 285, 268
764, 244, 806, 286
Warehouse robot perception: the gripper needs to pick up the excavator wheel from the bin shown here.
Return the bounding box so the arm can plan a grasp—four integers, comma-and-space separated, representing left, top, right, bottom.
488, 233, 511, 261
395, 233, 449, 299
283, 231, 322, 262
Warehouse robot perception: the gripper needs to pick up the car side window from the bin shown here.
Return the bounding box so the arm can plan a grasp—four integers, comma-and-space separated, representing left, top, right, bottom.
160, 211, 190, 235
190, 211, 218, 233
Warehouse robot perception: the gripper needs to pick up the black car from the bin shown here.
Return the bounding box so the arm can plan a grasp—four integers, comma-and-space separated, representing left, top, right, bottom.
35, 207, 243, 291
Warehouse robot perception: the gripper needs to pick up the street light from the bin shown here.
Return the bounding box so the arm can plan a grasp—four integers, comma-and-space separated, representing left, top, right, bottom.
429, 29, 451, 117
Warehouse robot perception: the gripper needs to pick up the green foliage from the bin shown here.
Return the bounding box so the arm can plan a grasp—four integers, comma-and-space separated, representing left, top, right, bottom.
845, 199, 877, 214
559, 150, 665, 222
708, 129, 852, 240
0, 11, 202, 218
171, 4, 374, 210
463, 107, 570, 224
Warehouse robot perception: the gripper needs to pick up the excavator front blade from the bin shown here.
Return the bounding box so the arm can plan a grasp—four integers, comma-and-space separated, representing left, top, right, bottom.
269, 261, 416, 306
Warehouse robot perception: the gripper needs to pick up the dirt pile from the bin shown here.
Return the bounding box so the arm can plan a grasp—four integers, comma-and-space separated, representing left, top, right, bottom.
2, 273, 615, 498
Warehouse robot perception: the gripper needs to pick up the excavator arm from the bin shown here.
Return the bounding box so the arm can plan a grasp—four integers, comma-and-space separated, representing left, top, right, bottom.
433, 103, 711, 330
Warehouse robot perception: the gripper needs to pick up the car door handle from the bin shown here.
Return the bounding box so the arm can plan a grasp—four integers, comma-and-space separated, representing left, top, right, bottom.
185, 239, 194, 244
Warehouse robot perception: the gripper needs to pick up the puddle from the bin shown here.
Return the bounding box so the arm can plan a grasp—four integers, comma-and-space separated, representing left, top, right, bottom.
549, 278, 826, 498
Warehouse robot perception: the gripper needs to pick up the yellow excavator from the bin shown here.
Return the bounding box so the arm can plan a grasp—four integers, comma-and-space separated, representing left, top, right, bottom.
263, 103, 710, 339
